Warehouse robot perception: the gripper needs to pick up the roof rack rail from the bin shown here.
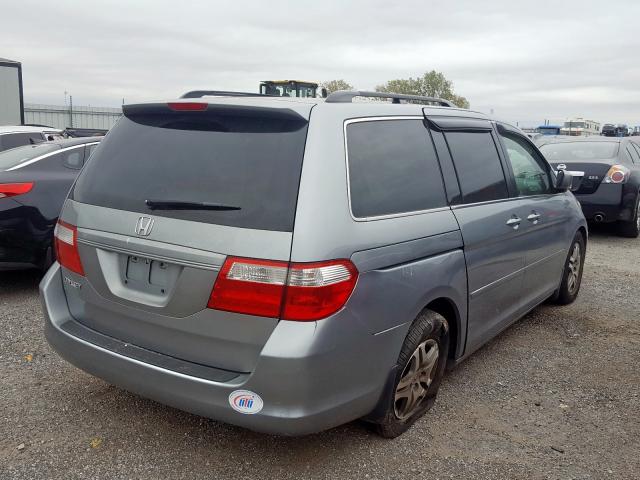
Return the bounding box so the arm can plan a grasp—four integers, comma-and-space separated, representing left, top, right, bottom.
180, 90, 266, 99
325, 90, 455, 107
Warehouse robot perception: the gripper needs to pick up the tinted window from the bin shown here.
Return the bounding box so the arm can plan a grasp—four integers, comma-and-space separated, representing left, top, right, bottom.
0, 144, 59, 171
0, 133, 43, 151
346, 120, 447, 218
445, 131, 508, 203
500, 133, 552, 196
73, 115, 308, 232
61, 147, 85, 169
540, 142, 619, 160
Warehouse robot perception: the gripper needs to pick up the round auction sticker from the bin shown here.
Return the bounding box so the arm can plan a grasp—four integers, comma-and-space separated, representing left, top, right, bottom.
228, 390, 263, 414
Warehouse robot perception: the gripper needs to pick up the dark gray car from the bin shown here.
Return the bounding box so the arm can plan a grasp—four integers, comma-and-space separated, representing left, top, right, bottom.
40, 91, 587, 437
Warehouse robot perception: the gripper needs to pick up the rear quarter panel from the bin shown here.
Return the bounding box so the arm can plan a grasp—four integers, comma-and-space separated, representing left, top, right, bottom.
291, 107, 468, 357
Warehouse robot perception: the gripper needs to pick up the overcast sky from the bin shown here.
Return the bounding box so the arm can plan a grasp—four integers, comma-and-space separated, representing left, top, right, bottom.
2, 0, 640, 127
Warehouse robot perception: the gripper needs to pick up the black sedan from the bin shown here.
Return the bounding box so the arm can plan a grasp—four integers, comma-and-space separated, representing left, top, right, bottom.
539, 136, 640, 237
0, 137, 101, 270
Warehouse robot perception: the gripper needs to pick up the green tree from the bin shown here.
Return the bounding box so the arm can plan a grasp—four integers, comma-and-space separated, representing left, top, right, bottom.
376, 70, 469, 108
321, 79, 354, 94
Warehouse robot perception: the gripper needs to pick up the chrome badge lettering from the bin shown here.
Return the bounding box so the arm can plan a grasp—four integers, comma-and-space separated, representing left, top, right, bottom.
63, 276, 81, 289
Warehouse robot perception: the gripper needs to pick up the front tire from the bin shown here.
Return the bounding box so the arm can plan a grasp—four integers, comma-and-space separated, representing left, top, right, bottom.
553, 232, 586, 305
372, 310, 449, 438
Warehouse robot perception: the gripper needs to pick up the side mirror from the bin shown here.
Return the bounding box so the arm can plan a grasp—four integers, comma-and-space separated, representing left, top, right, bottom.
320, 87, 328, 98
555, 170, 584, 192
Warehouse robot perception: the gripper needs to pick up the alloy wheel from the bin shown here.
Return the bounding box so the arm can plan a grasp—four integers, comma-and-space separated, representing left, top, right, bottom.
394, 338, 439, 420
567, 242, 582, 295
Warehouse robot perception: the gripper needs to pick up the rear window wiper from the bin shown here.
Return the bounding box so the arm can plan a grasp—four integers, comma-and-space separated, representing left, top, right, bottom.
145, 199, 241, 211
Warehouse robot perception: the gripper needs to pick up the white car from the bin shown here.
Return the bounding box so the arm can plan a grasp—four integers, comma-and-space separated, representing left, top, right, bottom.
0, 125, 64, 152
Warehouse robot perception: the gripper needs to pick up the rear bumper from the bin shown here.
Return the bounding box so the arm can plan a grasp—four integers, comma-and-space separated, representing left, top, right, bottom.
575, 184, 634, 222
41, 264, 398, 435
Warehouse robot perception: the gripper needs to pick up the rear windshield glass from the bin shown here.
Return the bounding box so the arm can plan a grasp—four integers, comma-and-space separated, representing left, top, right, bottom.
0, 144, 60, 171
72, 112, 309, 232
540, 142, 619, 161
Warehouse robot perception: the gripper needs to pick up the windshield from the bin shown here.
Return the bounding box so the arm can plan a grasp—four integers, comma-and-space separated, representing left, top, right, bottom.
563, 122, 585, 128
72, 113, 309, 232
0, 144, 60, 171
540, 142, 619, 161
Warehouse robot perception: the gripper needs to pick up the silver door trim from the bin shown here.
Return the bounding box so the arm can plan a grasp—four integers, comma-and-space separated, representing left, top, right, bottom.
470, 248, 564, 298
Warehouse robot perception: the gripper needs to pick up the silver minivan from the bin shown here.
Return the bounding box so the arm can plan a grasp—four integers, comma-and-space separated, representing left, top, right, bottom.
41, 90, 587, 437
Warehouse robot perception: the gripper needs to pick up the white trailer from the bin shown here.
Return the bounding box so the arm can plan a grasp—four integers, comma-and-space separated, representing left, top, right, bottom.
0, 58, 24, 126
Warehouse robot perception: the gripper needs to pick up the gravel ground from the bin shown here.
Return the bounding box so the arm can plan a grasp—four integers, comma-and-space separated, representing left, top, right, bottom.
1, 226, 639, 480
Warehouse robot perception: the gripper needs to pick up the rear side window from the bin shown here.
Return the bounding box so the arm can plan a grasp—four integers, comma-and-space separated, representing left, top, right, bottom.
61, 147, 85, 169
346, 119, 447, 218
445, 131, 508, 203
73, 113, 309, 232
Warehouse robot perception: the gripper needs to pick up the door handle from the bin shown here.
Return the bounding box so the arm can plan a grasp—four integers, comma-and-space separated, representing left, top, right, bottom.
506, 216, 521, 229
527, 212, 541, 224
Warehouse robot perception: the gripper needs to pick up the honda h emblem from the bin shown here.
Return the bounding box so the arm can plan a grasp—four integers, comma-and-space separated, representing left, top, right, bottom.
135, 216, 154, 236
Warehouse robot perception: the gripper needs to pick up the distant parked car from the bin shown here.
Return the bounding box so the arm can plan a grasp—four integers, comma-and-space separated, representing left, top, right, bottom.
601, 124, 628, 137
0, 125, 64, 152
0, 137, 101, 270
539, 136, 640, 237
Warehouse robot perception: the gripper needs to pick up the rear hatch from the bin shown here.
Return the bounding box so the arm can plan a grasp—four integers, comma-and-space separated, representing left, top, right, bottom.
540, 141, 619, 194
61, 100, 312, 373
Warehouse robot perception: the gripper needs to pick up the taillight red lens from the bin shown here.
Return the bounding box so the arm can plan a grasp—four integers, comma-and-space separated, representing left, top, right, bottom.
0, 182, 34, 198
208, 257, 358, 321
167, 102, 208, 111
54, 220, 84, 276
604, 164, 630, 184
208, 257, 288, 317
610, 171, 625, 183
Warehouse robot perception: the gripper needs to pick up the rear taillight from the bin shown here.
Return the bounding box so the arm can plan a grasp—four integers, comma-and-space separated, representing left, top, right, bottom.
54, 220, 84, 276
604, 164, 630, 184
208, 257, 358, 321
0, 182, 34, 198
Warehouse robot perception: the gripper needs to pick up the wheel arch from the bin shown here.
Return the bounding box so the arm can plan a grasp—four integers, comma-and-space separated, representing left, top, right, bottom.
577, 225, 588, 246
423, 297, 463, 362
362, 298, 462, 424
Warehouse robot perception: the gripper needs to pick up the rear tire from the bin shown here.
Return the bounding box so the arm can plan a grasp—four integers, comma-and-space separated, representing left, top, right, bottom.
617, 197, 640, 238
372, 310, 449, 438
553, 232, 585, 305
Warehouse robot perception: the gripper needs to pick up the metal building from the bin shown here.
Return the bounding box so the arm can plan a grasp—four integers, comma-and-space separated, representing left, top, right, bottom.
0, 58, 24, 125
24, 103, 122, 130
